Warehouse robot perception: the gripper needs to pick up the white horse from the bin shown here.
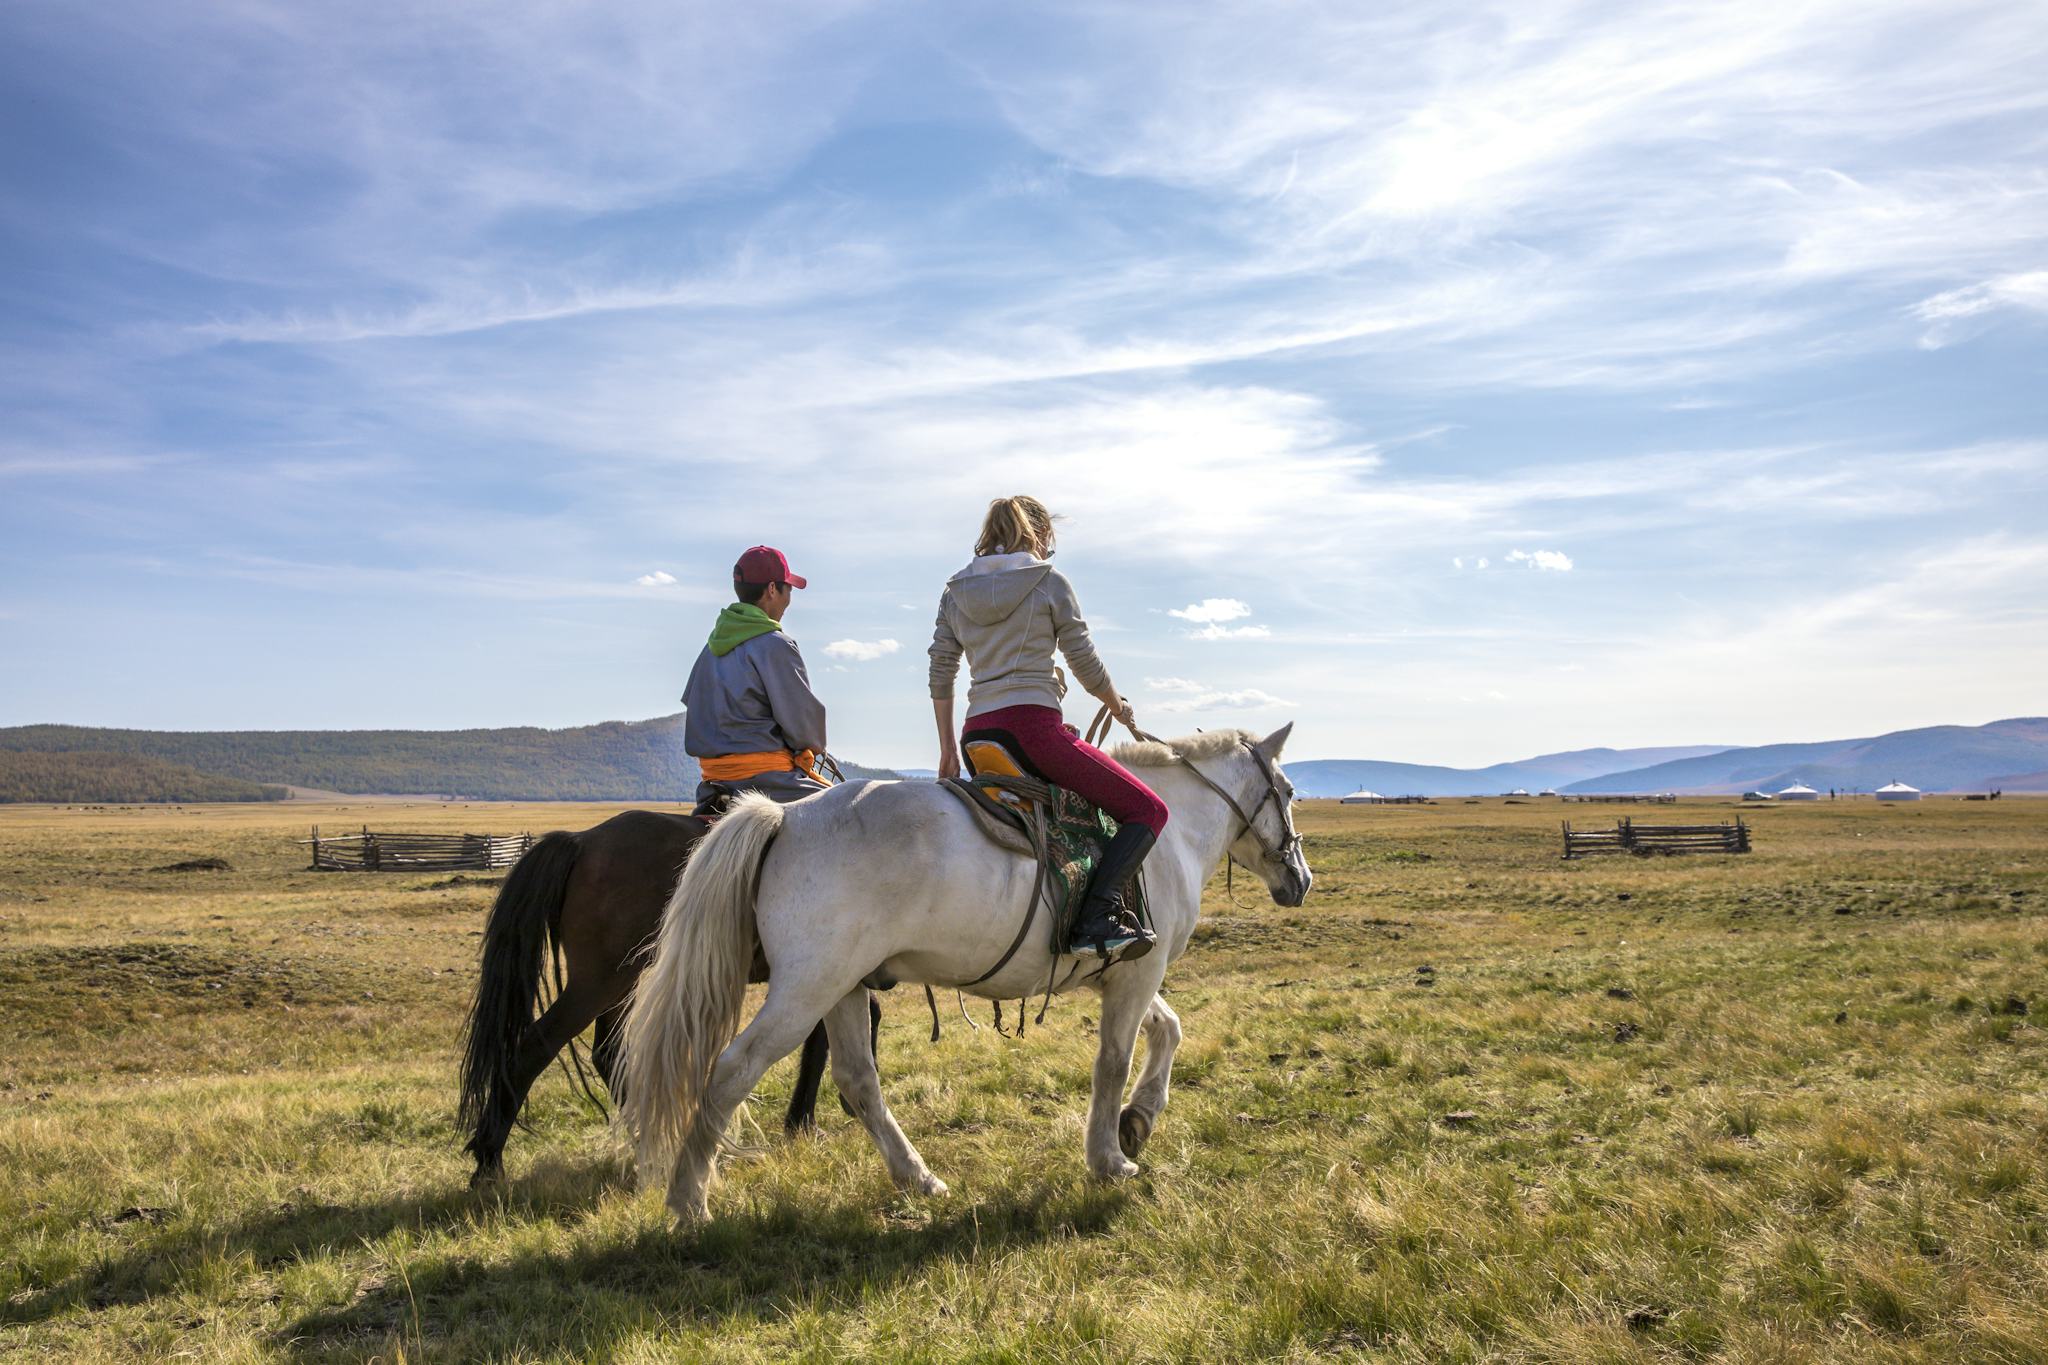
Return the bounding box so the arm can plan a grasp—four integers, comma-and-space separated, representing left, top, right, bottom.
617, 723, 1311, 1224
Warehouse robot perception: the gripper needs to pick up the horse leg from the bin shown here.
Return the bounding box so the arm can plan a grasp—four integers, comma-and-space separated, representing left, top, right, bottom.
471, 980, 619, 1187
667, 975, 850, 1224
1118, 993, 1182, 1159
1084, 961, 1168, 1181
824, 987, 945, 1197
784, 1022, 829, 1136
795, 989, 884, 1132
591, 1003, 626, 1100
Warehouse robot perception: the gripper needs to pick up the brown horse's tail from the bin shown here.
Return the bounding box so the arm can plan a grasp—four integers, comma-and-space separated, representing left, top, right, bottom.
458, 831, 580, 1143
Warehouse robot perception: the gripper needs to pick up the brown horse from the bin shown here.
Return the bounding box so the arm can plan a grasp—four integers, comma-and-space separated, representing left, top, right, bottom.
457, 808, 877, 1187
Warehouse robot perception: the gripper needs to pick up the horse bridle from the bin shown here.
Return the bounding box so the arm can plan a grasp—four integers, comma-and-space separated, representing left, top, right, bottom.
1184, 737, 1303, 877
1089, 706, 1302, 877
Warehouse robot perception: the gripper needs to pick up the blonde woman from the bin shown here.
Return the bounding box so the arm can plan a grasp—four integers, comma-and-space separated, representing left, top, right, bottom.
928, 496, 1163, 960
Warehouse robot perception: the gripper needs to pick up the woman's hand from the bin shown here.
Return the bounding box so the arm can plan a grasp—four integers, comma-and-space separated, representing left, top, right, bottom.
938, 742, 961, 781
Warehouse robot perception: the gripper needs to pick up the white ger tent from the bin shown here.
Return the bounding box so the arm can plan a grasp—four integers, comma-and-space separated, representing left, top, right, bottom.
1340, 790, 1385, 804
1777, 782, 1821, 801
1875, 781, 1922, 802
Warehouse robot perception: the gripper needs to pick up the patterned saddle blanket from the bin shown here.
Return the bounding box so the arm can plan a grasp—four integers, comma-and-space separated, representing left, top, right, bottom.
941, 738, 1149, 950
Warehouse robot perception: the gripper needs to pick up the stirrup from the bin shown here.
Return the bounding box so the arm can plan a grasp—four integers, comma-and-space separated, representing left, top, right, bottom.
1070, 909, 1154, 962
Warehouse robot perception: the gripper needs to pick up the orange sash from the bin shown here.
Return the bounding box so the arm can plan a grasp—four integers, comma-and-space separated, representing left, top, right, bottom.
697, 748, 821, 782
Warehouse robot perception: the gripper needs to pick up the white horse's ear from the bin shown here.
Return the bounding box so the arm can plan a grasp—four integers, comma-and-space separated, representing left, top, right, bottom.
1256, 722, 1294, 759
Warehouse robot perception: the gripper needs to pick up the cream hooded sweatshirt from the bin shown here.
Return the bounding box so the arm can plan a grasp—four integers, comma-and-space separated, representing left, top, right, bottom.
928, 552, 1112, 721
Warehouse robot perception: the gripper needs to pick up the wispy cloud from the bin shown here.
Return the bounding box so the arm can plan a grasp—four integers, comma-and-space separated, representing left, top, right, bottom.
1911, 270, 2048, 349
824, 638, 901, 662
634, 570, 677, 588
1145, 676, 1295, 715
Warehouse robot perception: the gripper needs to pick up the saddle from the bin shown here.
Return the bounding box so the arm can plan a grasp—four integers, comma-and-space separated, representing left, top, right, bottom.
940, 737, 1149, 980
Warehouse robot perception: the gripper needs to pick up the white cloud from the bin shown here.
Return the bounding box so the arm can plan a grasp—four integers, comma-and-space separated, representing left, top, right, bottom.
823, 638, 901, 662
1168, 597, 1269, 639
1167, 598, 1254, 625
1507, 549, 1575, 572
1911, 270, 2048, 349
634, 570, 677, 587
1152, 687, 1295, 715
1144, 677, 1207, 694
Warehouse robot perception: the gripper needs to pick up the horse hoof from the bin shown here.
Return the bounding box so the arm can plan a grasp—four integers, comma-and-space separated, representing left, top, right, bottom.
918, 1173, 950, 1198
1117, 1106, 1152, 1159
1091, 1156, 1140, 1182
469, 1164, 504, 1191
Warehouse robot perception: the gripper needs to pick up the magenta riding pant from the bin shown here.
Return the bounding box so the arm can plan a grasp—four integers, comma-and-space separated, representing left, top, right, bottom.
963, 703, 1170, 836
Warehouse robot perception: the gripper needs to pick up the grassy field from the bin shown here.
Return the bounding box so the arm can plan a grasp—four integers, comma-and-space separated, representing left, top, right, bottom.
2, 793, 2045, 1362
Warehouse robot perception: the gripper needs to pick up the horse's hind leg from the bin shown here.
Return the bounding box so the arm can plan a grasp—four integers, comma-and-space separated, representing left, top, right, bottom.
668, 976, 849, 1223
471, 981, 619, 1186
591, 1003, 626, 1101
1118, 993, 1182, 1159
825, 988, 945, 1197
789, 991, 884, 1133
785, 1022, 829, 1135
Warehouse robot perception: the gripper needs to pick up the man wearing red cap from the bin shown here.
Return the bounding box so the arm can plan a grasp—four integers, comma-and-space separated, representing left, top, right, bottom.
681, 546, 830, 809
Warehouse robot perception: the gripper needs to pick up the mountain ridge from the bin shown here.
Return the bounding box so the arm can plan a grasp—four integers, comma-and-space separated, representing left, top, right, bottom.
3, 716, 2035, 801
1560, 718, 2048, 794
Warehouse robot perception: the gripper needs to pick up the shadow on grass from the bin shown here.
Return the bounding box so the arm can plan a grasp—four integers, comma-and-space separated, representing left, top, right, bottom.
278, 1179, 1127, 1361
3, 1154, 626, 1327
7, 1154, 1128, 1361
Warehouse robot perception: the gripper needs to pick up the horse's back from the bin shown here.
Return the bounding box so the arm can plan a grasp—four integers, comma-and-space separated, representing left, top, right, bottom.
760, 778, 1049, 993
563, 809, 707, 966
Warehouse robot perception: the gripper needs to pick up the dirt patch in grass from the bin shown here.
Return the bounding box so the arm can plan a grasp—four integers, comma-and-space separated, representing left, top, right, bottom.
0, 942, 370, 1021
409, 874, 503, 891
150, 857, 234, 873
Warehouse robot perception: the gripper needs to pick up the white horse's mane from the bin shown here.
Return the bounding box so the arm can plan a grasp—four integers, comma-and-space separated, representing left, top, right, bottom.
1109, 728, 1256, 769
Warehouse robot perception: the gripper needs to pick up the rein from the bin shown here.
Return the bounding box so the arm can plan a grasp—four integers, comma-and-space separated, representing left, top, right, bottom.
1084, 705, 1302, 880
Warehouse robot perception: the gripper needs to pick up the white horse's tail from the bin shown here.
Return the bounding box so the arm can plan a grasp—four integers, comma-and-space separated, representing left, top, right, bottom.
617, 792, 784, 1188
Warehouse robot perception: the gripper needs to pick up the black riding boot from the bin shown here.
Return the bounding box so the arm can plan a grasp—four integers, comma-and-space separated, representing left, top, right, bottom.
1069, 825, 1158, 962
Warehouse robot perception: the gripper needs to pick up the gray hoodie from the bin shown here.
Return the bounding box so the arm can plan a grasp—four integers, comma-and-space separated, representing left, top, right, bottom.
928, 552, 1112, 720
681, 631, 828, 759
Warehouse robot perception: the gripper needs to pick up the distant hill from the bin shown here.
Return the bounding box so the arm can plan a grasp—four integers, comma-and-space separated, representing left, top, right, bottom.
1288, 745, 1733, 798
1560, 718, 2048, 794
0, 751, 288, 804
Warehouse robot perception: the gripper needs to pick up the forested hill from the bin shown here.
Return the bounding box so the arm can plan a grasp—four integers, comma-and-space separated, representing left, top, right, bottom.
0, 716, 903, 801
0, 751, 288, 803
0, 716, 697, 801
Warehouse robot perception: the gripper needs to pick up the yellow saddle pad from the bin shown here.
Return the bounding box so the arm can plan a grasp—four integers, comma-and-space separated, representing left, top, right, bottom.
964, 739, 1038, 814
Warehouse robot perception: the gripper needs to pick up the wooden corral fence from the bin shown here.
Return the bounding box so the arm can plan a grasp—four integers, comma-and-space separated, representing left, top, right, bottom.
304, 825, 533, 872
1560, 794, 1679, 805
1563, 817, 1750, 859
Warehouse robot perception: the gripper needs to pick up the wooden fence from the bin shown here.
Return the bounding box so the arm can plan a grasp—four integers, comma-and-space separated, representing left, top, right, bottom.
1560, 794, 1679, 805
1563, 817, 1750, 859
304, 826, 533, 872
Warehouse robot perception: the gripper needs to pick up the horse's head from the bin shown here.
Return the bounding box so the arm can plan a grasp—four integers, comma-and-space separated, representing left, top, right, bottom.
1224, 723, 1313, 907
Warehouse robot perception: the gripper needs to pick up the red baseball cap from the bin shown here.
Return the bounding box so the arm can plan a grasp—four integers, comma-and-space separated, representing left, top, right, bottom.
733, 545, 807, 589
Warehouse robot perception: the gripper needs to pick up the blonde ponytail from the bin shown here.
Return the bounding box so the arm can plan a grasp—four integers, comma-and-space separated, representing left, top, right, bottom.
975, 495, 1057, 559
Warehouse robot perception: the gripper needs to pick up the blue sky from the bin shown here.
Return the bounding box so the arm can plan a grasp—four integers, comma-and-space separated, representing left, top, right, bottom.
2, 0, 2044, 769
